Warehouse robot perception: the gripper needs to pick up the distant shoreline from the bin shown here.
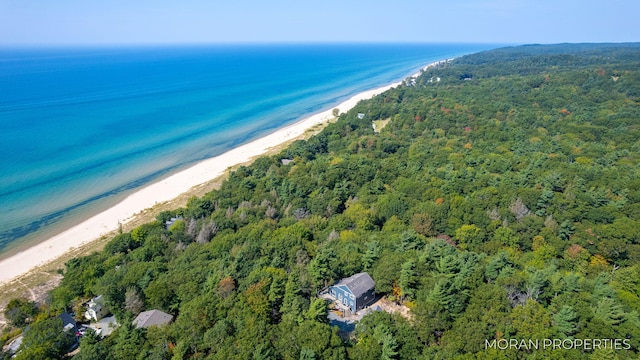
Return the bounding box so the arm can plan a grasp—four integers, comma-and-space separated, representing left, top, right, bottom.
0, 58, 450, 287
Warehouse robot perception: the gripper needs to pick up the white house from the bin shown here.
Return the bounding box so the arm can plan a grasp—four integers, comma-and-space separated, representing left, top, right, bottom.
85, 295, 109, 322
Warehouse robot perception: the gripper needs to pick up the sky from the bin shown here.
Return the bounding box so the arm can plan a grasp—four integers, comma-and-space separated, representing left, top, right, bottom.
0, 0, 638, 45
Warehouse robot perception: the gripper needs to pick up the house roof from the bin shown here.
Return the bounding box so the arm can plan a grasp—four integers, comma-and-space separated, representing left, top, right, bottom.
59, 312, 77, 329
88, 295, 106, 310
7, 335, 23, 354
132, 310, 173, 329
334, 272, 375, 298
165, 217, 183, 229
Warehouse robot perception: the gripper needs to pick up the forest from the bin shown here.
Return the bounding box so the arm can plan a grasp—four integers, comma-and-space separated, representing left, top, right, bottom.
2, 43, 640, 359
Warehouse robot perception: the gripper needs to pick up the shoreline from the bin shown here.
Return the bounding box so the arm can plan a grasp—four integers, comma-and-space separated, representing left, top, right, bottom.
0, 59, 449, 287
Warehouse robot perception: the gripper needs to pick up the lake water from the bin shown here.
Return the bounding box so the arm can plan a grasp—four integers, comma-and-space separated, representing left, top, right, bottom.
0, 43, 495, 253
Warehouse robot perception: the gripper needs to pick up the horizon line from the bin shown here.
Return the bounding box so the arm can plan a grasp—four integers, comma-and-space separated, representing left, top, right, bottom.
0, 41, 517, 48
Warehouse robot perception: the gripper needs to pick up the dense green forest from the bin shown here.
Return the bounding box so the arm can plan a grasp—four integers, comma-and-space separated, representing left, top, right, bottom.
3, 43, 640, 359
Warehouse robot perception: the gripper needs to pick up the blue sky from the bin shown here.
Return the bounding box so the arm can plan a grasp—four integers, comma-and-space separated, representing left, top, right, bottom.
1, 0, 638, 45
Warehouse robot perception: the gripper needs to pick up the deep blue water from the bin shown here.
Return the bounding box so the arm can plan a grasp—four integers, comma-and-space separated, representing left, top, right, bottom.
0, 43, 494, 252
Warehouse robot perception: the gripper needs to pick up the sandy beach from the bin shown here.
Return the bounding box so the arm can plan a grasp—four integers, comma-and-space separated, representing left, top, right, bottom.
0, 60, 448, 287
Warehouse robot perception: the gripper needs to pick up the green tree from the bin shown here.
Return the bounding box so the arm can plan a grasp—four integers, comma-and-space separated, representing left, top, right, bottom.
399, 260, 417, 300
300, 347, 317, 360
17, 317, 76, 360
455, 224, 484, 250
4, 298, 38, 328
112, 321, 147, 360
559, 220, 576, 241
492, 226, 519, 248
374, 325, 399, 360
509, 299, 553, 340
308, 247, 337, 290
485, 252, 514, 283
280, 274, 307, 323
553, 305, 577, 336
305, 298, 328, 323
362, 239, 381, 271
351, 313, 400, 360
74, 328, 112, 360
592, 297, 626, 326
104, 233, 134, 254
396, 230, 423, 252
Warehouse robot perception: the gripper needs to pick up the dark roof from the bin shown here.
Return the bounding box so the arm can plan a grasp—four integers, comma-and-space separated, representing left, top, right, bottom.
334, 272, 375, 298
132, 310, 173, 329
59, 312, 77, 330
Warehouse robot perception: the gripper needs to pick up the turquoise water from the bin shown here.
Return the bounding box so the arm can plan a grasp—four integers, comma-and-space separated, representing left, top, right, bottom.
0, 43, 494, 251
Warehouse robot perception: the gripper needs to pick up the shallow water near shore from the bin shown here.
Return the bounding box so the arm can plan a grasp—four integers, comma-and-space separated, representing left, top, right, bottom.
0, 43, 494, 254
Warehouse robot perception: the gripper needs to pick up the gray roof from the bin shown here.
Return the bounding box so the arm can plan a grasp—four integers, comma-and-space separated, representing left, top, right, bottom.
334, 272, 375, 298
132, 310, 173, 329
7, 335, 23, 354
59, 311, 77, 329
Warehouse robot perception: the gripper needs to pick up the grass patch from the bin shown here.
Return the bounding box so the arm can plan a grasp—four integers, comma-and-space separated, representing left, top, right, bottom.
372, 118, 391, 133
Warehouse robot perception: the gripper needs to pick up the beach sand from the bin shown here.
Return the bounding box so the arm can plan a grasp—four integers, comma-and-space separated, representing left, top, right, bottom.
0, 59, 448, 287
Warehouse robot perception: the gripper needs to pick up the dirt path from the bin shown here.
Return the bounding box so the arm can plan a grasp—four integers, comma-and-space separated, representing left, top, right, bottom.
0, 271, 63, 333
15, 279, 37, 302
371, 298, 413, 321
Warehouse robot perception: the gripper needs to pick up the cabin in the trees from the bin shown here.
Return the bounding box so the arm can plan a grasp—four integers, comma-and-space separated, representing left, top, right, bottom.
85, 295, 109, 322
60, 311, 80, 349
133, 309, 174, 329
60, 311, 79, 337
329, 272, 376, 313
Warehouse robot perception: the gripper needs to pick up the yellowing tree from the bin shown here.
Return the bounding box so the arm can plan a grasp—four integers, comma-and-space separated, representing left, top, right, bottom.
455, 224, 484, 250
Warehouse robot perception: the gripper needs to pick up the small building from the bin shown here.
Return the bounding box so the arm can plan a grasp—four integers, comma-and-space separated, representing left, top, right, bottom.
59, 311, 80, 349
329, 272, 376, 313
165, 216, 183, 230
85, 295, 109, 322
133, 309, 173, 329
281, 158, 294, 165
357, 113, 365, 119
6, 335, 23, 356
59, 311, 78, 334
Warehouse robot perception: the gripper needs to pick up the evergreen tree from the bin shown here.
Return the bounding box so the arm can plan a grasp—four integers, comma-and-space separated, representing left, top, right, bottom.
308, 247, 337, 290
399, 260, 417, 300
305, 298, 328, 323
592, 297, 626, 326
362, 239, 381, 271
17, 317, 76, 360
553, 305, 577, 336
